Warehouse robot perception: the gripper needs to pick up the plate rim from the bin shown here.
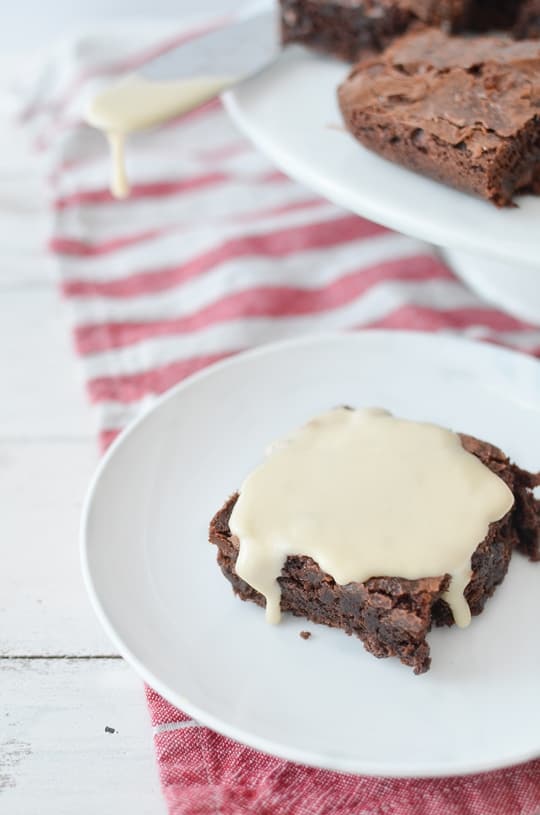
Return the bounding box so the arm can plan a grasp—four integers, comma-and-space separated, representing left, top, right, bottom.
80, 330, 540, 778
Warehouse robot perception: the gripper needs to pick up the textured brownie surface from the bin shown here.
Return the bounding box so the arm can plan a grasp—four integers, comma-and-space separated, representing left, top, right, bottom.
514, 0, 540, 37
280, 0, 416, 62
209, 433, 540, 673
469, 0, 523, 30
279, 0, 531, 62
338, 29, 540, 205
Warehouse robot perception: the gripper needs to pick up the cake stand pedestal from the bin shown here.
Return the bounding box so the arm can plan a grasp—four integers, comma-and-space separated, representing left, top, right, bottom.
441, 250, 540, 326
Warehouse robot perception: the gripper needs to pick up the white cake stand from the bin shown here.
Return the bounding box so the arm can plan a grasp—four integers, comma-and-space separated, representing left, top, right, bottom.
224, 48, 540, 325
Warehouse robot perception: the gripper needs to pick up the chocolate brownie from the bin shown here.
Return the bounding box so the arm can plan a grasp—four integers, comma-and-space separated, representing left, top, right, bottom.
338, 29, 540, 205
278, 1, 531, 62
469, 0, 522, 30
209, 433, 540, 674
279, 0, 417, 62
514, 0, 540, 37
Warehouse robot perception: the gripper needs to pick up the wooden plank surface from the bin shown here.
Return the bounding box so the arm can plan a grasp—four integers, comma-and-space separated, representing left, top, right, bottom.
0, 440, 110, 655
0, 94, 165, 812
0, 288, 96, 439
0, 658, 165, 814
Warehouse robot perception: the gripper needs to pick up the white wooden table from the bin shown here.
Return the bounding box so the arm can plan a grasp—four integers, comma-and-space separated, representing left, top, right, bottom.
0, 109, 166, 814
0, 4, 243, 807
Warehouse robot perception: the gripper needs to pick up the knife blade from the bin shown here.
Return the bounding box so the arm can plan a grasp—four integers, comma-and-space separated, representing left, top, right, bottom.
142, 6, 279, 88
86, 4, 280, 199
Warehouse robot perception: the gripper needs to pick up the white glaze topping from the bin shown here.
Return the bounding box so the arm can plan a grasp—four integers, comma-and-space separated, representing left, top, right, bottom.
229, 408, 514, 627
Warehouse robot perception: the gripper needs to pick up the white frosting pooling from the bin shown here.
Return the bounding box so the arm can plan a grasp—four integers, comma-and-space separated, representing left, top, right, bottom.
229, 408, 514, 627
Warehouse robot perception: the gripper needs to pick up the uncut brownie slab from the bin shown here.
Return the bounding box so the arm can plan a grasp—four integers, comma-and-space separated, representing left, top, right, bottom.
514, 0, 540, 37
209, 434, 540, 674
469, 0, 523, 30
278, 1, 533, 62
280, 1, 416, 62
338, 29, 540, 206
279, 0, 471, 62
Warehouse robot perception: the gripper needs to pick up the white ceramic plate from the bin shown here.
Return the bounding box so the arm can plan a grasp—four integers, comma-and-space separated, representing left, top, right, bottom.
82, 331, 540, 777
442, 249, 540, 327
223, 48, 540, 316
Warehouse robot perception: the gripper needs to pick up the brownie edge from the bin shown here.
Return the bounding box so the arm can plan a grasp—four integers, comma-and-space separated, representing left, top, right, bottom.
338, 30, 540, 206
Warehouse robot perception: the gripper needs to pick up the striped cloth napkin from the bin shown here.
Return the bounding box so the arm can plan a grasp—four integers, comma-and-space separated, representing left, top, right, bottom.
18, 18, 540, 815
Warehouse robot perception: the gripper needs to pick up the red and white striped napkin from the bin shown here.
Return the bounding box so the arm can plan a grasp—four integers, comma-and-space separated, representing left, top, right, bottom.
19, 18, 540, 815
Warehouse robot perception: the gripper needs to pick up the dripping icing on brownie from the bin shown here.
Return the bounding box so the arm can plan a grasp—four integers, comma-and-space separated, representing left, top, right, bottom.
229, 408, 514, 628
